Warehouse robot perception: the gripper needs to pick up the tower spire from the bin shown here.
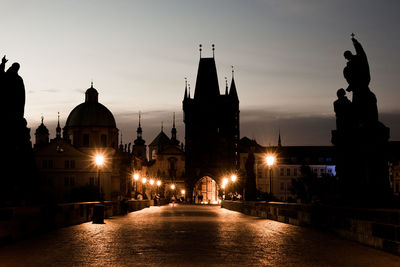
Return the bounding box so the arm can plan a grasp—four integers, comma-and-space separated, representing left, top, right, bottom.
184, 77, 188, 99
161, 121, 164, 132
136, 111, 143, 139
199, 44, 202, 58
188, 83, 191, 98
278, 130, 282, 147
56, 112, 61, 138
212, 44, 215, 58
225, 77, 228, 95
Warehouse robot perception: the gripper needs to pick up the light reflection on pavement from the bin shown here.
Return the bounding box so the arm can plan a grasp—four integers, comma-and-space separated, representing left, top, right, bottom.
0, 204, 399, 266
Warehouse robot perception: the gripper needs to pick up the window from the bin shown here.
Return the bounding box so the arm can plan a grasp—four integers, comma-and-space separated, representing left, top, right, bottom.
48, 160, 53, 168
101, 134, 107, 147
42, 160, 47, 168
286, 168, 290, 176
70, 177, 75, 186
83, 134, 90, 147
280, 168, 284, 176
280, 182, 284, 190
65, 160, 70, 169
294, 168, 298, 177
70, 160, 75, 169
64, 177, 69, 186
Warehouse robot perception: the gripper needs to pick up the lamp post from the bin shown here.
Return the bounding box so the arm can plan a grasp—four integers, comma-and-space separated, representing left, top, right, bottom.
95, 154, 105, 200
230, 174, 237, 198
142, 177, 147, 198
149, 179, 155, 199
156, 180, 161, 195
266, 155, 276, 198
222, 177, 228, 200
133, 173, 139, 199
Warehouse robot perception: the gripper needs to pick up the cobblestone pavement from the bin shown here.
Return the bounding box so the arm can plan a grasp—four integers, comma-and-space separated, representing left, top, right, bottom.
0, 204, 399, 266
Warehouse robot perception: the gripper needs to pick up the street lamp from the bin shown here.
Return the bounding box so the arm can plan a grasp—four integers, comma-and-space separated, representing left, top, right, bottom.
133, 173, 139, 198
94, 154, 105, 200
156, 180, 161, 195
266, 155, 276, 197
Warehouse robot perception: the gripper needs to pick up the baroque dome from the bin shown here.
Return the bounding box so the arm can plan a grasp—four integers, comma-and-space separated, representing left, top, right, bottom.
65, 85, 116, 128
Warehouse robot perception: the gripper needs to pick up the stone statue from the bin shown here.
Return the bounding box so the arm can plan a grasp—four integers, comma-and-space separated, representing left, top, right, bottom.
333, 88, 353, 132
1, 56, 25, 121
343, 34, 378, 125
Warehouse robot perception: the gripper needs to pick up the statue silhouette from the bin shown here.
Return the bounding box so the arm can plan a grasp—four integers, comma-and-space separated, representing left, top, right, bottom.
333, 88, 353, 132
343, 36, 378, 125
1, 59, 25, 121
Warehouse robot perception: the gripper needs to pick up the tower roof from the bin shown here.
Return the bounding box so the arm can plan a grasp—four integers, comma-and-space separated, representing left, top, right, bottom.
149, 131, 171, 147
229, 77, 239, 102
194, 58, 220, 101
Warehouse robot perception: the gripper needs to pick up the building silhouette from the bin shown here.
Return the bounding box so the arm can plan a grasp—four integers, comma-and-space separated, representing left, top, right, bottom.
183, 50, 240, 197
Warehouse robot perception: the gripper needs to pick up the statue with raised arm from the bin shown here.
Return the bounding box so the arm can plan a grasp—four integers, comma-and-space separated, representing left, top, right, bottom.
343, 33, 370, 95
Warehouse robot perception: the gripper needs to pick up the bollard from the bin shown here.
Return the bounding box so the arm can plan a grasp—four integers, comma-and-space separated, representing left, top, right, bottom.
92, 204, 105, 224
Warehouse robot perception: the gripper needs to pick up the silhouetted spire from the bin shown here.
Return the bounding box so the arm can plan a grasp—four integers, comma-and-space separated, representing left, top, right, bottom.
119, 132, 123, 151
212, 44, 215, 58
188, 83, 191, 98
194, 57, 220, 100
137, 111, 142, 139
161, 121, 164, 132
56, 112, 61, 139
229, 67, 239, 102
184, 78, 188, 99
171, 112, 178, 145
225, 77, 228, 95
278, 130, 282, 147
199, 44, 202, 58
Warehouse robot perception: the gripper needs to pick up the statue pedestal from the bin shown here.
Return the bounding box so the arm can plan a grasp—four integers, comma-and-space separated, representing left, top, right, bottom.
332, 121, 390, 206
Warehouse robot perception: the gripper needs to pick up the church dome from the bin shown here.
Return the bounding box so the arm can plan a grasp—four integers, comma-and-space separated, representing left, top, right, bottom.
35, 118, 49, 135
65, 85, 116, 128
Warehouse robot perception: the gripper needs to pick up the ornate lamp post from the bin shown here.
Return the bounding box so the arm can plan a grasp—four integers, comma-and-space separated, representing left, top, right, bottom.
95, 154, 105, 200
133, 173, 139, 199
266, 155, 276, 197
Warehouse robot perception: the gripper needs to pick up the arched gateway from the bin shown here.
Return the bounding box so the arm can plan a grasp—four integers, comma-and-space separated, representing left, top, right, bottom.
193, 176, 220, 204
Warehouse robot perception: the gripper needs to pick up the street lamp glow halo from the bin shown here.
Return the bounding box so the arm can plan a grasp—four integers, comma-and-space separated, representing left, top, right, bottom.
231, 175, 237, 182
95, 154, 105, 166
171, 184, 176, 190
266, 155, 276, 166
156, 180, 161, 186
149, 179, 155, 185
142, 177, 147, 183
222, 177, 229, 186
133, 173, 139, 181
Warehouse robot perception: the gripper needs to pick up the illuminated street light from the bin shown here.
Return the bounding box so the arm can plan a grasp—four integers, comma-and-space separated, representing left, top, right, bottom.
156, 180, 161, 186
170, 184, 176, 190
222, 177, 229, 186
181, 189, 185, 195
231, 175, 237, 182
95, 154, 105, 166
149, 179, 155, 185
142, 177, 147, 184
266, 155, 275, 167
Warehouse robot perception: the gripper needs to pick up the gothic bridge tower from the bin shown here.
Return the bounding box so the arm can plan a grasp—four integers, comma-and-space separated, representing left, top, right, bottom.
183, 46, 240, 198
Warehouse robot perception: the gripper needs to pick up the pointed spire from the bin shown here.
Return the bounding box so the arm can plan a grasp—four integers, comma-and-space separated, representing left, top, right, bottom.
56, 112, 61, 138
171, 112, 178, 146
184, 77, 188, 99
161, 121, 164, 132
199, 44, 202, 58
41, 114, 44, 124
225, 77, 228, 95
212, 44, 215, 58
231, 65, 234, 79
136, 111, 143, 139
188, 83, 191, 98
229, 67, 239, 101
119, 132, 124, 151
278, 130, 282, 147
91, 80, 93, 88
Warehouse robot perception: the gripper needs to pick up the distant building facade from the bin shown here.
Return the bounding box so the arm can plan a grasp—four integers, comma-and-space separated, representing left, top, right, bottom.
238, 136, 336, 201
34, 84, 135, 202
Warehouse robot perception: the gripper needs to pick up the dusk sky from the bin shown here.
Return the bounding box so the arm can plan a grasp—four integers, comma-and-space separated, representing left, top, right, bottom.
1, 0, 400, 146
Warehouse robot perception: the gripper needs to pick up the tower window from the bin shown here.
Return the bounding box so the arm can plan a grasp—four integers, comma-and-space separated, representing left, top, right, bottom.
83, 134, 90, 147
101, 134, 107, 147
65, 160, 70, 169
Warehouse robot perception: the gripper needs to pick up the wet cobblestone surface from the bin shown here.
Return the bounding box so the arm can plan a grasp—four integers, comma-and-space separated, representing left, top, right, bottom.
0, 204, 399, 266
